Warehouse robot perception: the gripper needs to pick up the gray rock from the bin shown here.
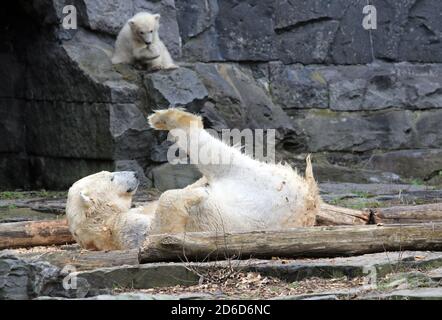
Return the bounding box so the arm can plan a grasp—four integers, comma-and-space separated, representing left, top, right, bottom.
24, 40, 110, 103
312, 165, 403, 184
194, 63, 293, 134
37, 292, 214, 300
0, 51, 25, 98
272, 294, 338, 300
26, 101, 114, 159
109, 103, 155, 160
277, 20, 340, 64
0, 154, 29, 190
290, 109, 413, 152
370, 288, 442, 300
427, 267, 442, 281
82, 0, 134, 35
245, 251, 442, 282
177, 0, 277, 62
0, 100, 25, 153
373, 0, 442, 63
0, 253, 64, 300
274, 0, 349, 31
72, 263, 200, 292
270, 63, 442, 112
415, 110, 442, 149
215, 0, 277, 61
328, 0, 372, 64
381, 272, 436, 291
270, 63, 329, 110
319, 183, 432, 196
29, 156, 114, 190
62, 30, 120, 84
143, 68, 208, 108
3, 0, 442, 190
275, 0, 372, 64
366, 149, 442, 181
150, 163, 202, 191
175, 0, 218, 44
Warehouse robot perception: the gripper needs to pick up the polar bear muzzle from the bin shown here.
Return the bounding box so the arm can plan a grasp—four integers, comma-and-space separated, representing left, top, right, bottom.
111, 171, 139, 194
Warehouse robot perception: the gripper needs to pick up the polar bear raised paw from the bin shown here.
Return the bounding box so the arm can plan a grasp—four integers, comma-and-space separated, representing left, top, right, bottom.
148, 108, 203, 131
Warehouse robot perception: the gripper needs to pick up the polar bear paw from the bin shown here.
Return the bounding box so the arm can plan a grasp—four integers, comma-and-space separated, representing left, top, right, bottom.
148, 108, 203, 131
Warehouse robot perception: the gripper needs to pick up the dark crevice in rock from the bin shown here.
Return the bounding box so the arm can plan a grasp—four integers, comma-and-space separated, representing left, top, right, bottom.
274, 17, 336, 34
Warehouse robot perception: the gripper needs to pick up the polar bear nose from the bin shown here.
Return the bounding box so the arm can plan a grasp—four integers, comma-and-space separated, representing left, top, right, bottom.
145, 41, 152, 45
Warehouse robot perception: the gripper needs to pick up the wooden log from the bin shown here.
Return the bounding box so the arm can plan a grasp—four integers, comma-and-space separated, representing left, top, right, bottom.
1, 201, 442, 251
374, 203, 442, 224
139, 222, 442, 263
316, 203, 372, 226
0, 219, 74, 250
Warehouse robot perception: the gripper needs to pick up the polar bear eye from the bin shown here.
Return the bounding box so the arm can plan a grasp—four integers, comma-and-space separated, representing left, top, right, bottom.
110, 176, 114, 182
140, 31, 145, 35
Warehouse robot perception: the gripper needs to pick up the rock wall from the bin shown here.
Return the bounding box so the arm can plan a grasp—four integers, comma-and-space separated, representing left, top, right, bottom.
1, 0, 442, 190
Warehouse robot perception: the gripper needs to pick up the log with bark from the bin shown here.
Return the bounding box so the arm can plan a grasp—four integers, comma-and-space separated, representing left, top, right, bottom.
316, 203, 373, 225
317, 202, 442, 226
0, 219, 74, 250
374, 203, 442, 224
1, 202, 442, 250
139, 222, 442, 263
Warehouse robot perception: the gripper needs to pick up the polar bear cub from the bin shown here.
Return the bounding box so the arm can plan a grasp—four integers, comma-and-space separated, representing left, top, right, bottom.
111, 12, 178, 70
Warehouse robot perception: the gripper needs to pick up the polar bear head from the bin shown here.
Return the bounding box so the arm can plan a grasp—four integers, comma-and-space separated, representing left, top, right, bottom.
128, 12, 160, 46
66, 171, 139, 250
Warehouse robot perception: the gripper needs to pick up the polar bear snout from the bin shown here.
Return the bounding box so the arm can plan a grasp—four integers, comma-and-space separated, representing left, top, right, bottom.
111, 171, 139, 194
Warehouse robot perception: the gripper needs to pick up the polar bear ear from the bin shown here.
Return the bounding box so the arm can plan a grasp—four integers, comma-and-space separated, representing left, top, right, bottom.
80, 190, 93, 207
154, 14, 160, 21
128, 19, 136, 30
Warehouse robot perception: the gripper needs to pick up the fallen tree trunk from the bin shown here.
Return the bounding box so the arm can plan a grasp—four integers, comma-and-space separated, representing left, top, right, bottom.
0, 219, 74, 250
316, 203, 372, 225
139, 222, 442, 263
1, 202, 442, 250
374, 203, 442, 224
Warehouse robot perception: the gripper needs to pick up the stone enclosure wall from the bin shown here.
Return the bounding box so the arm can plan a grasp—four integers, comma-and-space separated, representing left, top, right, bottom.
1, 0, 442, 190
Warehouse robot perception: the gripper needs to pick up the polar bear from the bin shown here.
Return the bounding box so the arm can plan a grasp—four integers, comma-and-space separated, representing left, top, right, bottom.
111, 12, 178, 70
147, 109, 320, 235
66, 109, 320, 251
65, 171, 156, 250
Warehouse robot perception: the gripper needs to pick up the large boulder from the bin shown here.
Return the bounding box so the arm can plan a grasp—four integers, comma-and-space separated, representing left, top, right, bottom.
2, 0, 442, 189
366, 149, 442, 181
270, 62, 442, 111
143, 67, 208, 108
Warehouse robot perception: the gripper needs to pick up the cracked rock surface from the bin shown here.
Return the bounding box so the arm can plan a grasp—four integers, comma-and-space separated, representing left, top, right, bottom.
1, 0, 442, 190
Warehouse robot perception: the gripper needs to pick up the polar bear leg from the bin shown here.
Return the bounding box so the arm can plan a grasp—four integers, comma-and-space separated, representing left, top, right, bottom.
151, 187, 207, 234
160, 49, 178, 69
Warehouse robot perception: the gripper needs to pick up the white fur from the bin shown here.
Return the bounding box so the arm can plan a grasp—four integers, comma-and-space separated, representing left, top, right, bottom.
67, 110, 319, 251
147, 109, 319, 235
111, 12, 178, 70
66, 171, 154, 250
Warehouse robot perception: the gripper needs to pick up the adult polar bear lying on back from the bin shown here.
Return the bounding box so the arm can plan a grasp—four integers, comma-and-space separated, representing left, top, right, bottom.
111, 12, 178, 70
66, 109, 320, 250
